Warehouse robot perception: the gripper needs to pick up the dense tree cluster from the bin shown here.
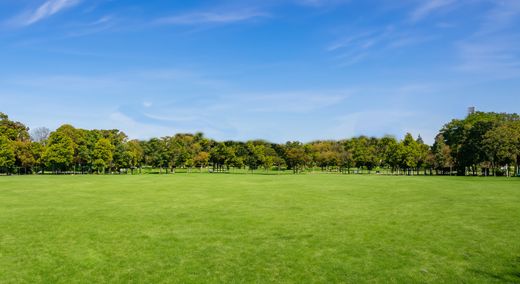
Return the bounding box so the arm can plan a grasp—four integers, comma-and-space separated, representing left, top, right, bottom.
0, 111, 519, 176
436, 112, 520, 176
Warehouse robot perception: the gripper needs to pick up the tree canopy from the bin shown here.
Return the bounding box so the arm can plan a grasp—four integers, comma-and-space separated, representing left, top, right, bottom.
0, 111, 519, 176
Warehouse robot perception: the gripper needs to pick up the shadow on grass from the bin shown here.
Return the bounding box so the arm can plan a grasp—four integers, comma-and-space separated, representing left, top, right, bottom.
469, 256, 520, 282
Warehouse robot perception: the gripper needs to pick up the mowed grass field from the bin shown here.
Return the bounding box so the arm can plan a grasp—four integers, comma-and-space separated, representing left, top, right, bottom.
1, 175, 519, 283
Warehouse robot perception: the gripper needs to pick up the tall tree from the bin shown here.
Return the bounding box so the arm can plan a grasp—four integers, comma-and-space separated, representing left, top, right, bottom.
13, 141, 36, 174
401, 133, 420, 175
483, 122, 520, 176
125, 140, 144, 174
378, 136, 398, 173
144, 138, 168, 173
0, 135, 15, 174
432, 134, 454, 175
194, 151, 210, 172
43, 132, 74, 173
284, 141, 306, 174
92, 138, 115, 174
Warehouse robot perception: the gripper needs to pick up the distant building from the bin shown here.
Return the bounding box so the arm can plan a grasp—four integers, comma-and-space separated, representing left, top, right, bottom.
468, 106, 476, 115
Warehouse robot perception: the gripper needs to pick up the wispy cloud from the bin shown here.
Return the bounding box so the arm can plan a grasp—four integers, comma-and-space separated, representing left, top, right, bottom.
65, 15, 117, 37
232, 91, 350, 113
155, 10, 268, 26
410, 0, 455, 22
295, 0, 350, 7
456, 1, 520, 79
477, 0, 520, 35
327, 110, 417, 141
457, 35, 520, 79
10, 0, 81, 27
327, 27, 436, 66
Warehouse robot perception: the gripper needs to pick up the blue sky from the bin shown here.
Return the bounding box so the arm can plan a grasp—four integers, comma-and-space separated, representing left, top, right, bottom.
0, 0, 519, 144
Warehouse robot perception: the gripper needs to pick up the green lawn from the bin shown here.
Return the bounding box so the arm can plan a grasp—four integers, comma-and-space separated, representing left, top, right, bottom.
1, 175, 519, 283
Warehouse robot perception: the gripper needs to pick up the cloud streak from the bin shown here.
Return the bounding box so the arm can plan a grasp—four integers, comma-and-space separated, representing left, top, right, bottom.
11, 0, 81, 27
327, 27, 436, 66
410, 0, 455, 22
155, 10, 268, 26
456, 1, 520, 79
295, 0, 350, 7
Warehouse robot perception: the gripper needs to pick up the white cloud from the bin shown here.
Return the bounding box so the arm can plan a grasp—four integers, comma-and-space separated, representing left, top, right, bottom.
11, 0, 81, 27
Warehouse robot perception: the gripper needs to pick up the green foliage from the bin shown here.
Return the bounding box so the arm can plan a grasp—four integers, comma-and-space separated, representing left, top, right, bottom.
483, 121, 520, 176
193, 151, 210, 169
284, 141, 306, 173
43, 132, 75, 171
123, 140, 144, 170
0, 135, 15, 172
13, 141, 36, 170
143, 138, 168, 171
0, 112, 30, 142
93, 138, 115, 173
439, 112, 520, 176
432, 134, 454, 172
1, 110, 520, 176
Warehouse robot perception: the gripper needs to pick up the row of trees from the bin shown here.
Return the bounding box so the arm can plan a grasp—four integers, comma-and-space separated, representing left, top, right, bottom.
1, 111, 519, 176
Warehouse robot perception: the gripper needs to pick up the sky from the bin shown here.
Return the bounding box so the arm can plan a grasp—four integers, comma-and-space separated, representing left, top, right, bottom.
0, 0, 519, 144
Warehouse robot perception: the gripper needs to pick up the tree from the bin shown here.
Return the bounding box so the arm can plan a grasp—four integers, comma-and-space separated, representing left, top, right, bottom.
284, 141, 306, 173
54, 125, 89, 173
143, 138, 168, 173
262, 145, 279, 171
350, 136, 377, 174
400, 133, 421, 175
432, 134, 454, 175
416, 135, 431, 175
164, 135, 192, 173
210, 142, 234, 172
97, 129, 127, 173
194, 151, 210, 172
440, 112, 520, 175
244, 142, 263, 172
0, 136, 15, 174
0, 113, 30, 142
311, 141, 340, 172
31, 142, 45, 174
377, 136, 398, 173
125, 140, 144, 174
337, 142, 353, 174
483, 122, 520, 177
92, 138, 115, 174
13, 140, 36, 174
43, 132, 74, 173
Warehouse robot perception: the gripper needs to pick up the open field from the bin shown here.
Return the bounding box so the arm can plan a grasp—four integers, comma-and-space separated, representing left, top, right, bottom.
1, 175, 519, 283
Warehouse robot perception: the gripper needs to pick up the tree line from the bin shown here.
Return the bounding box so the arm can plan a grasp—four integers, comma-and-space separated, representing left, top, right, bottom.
0, 111, 519, 176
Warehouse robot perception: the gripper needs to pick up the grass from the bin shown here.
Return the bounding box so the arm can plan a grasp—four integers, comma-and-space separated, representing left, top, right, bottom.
1, 174, 519, 283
